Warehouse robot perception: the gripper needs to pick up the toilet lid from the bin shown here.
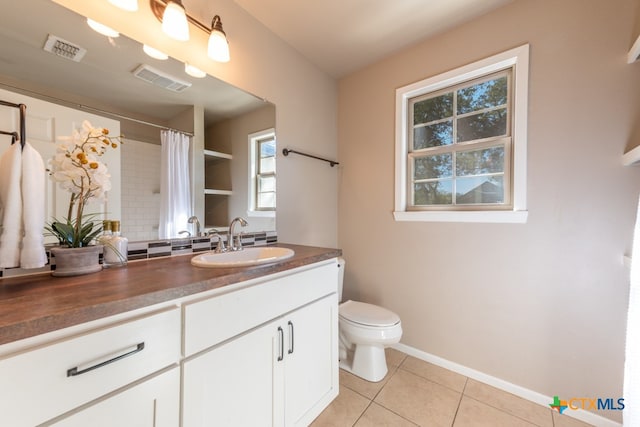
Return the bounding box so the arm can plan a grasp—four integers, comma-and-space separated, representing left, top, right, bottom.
339, 300, 400, 327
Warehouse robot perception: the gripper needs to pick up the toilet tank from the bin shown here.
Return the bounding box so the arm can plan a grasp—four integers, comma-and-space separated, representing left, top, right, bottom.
337, 257, 345, 301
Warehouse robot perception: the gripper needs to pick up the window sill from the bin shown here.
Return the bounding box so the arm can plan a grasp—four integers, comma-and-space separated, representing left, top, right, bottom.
247, 210, 276, 218
393, 210, 528, 223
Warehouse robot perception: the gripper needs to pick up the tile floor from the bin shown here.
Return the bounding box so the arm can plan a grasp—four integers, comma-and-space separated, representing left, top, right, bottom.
312, 348, 596, 427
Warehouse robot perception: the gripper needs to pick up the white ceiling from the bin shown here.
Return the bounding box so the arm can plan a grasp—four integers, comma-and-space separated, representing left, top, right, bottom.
233, 0, 515, 77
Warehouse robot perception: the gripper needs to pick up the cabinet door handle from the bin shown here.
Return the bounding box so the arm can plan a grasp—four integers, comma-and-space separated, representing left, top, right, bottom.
287, 321, 294, 354
277, 327, 284, 362
67, 342, 145, 377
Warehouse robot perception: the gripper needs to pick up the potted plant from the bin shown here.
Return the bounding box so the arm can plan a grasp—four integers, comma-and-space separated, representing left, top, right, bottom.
46, 120, 122, 276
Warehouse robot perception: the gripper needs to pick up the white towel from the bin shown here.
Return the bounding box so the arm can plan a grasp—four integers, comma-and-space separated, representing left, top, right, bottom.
624, 195, 640, 426
19, 142, 46, 268
0, 143, 23, 268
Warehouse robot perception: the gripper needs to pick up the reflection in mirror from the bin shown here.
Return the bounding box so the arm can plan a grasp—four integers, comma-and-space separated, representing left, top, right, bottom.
0, 0, 275, 242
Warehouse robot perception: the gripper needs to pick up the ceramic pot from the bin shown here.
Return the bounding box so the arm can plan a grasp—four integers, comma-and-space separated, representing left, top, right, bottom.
50, 245, 103, 277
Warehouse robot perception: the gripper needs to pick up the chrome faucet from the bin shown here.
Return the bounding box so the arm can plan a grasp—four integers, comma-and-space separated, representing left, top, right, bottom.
228, 217, 248, 251
188, 216, 202, 237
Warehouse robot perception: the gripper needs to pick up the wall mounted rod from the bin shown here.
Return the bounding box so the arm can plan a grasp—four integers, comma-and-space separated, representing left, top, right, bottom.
0, 100, 26, 149
282, 148, 339, 167
0, 82, 194, 137
80, 105, 195, 137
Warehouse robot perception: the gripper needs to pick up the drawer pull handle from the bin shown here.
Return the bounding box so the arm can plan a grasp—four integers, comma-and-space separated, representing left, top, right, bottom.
287, 321, 294, 354
67, 342, 145, 377
277, 327, 284, 362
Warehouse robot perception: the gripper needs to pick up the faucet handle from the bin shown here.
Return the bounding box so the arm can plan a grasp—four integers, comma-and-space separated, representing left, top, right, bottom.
206, 229, 226, 253
235, 232, 244, 251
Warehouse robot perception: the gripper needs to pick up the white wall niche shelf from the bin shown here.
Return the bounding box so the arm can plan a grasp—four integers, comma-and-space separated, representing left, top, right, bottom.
204, 149, 232, 160
204, 189, 233, 196
622, 145, 640, 166
628, 33, 640, 64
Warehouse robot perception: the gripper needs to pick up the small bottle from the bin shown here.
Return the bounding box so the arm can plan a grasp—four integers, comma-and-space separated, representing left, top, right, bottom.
98, 220, 112, 245
103, 220, 128, 267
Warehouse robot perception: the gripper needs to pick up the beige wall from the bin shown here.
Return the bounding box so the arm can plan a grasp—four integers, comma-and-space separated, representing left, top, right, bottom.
205, 104, 276, 232
338, 0, 640, 421
55, 0, 338, 248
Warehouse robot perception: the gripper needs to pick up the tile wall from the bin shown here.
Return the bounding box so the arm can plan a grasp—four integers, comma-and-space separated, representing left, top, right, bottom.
0, 230, 277, 279
120, 139, 162, 242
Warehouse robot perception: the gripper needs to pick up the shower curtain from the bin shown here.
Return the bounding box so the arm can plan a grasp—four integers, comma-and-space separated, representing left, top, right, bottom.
625, 196, 640, 426
158, 130, 192, 239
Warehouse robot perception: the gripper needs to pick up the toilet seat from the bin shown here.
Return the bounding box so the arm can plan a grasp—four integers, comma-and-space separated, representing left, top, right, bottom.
339, 300, 400, 327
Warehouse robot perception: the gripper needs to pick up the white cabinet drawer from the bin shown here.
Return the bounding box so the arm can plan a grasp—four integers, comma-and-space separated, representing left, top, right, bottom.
184, 260, 338, 356
0, 307, 180, 427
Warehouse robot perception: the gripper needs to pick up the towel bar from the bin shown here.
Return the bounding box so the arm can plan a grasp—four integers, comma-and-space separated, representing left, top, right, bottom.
0, 100, 26, 150
282, 148, 339, 167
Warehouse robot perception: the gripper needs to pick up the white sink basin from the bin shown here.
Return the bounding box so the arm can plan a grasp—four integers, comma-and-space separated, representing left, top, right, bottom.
191, 247, 295, 268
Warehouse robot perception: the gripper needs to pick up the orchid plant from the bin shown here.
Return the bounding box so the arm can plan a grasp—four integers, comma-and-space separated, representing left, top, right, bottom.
46, 120, 122, 247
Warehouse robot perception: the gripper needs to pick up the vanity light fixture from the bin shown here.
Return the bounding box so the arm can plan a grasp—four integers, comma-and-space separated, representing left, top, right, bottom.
208, 15, 230, 63
143, 44, 169, 60
150, 0, 230, 62
108, 0, 138, 12
162, 0, 190, 41
86, 19, 120, 38
184, 63, 206, 78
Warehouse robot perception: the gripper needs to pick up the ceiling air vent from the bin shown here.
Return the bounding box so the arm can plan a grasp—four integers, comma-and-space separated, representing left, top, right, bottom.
43, 34, 86, 62
132, 64, 192, 93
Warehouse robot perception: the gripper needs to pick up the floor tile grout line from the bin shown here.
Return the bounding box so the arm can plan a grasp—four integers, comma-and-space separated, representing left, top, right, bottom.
450, 376, 469, 426
461, 394, 547, 427
461, 378, 558, 427
351, 399, 374, 427
396, 364, 467, 397
366, 360, 422, 427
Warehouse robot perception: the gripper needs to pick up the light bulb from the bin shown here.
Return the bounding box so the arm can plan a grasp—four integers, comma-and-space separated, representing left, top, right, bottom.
108, 0, 138, 12
143, 44, 169, 60
185, 64, 206, 78
208, 30, 230, 63
162, 1, 189, 41
87, 19, 119, 38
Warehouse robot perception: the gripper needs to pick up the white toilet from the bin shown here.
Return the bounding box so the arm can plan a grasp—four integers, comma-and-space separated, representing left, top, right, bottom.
337, 258, 403, 382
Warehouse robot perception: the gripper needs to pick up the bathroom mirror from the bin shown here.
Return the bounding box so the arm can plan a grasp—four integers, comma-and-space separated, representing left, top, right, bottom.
0, 0, 276, 241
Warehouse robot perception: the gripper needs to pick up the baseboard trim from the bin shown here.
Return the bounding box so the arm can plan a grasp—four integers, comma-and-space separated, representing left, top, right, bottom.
392, 343, 621, 427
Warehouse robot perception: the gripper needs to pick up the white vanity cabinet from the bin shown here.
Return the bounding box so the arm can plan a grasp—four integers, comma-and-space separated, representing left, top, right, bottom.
0, 307, 181, 427
182, 260, 339, 427
0, 257, 339, 427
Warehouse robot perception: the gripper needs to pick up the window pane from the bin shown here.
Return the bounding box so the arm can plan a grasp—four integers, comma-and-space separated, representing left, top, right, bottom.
456, 146, 504, 176
260, 157, 275, 173
414, 180, 452, 205
457, 109, 507, 143
413, 121, 453, 150
260, 140, 276, 157
413, 93, 453, 125
258, 192, 276, 209
414, 154, 452, 180
456, 176, 504, 204
258, 175, 276, 192
457, 76, 508, 115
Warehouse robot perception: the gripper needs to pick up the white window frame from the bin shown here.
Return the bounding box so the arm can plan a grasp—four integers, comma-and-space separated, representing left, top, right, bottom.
247, 128, 276, 218
394, 44, 529, 223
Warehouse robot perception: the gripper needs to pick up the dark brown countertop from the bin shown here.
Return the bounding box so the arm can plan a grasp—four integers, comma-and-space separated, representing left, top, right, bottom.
0, 244, 341, 346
